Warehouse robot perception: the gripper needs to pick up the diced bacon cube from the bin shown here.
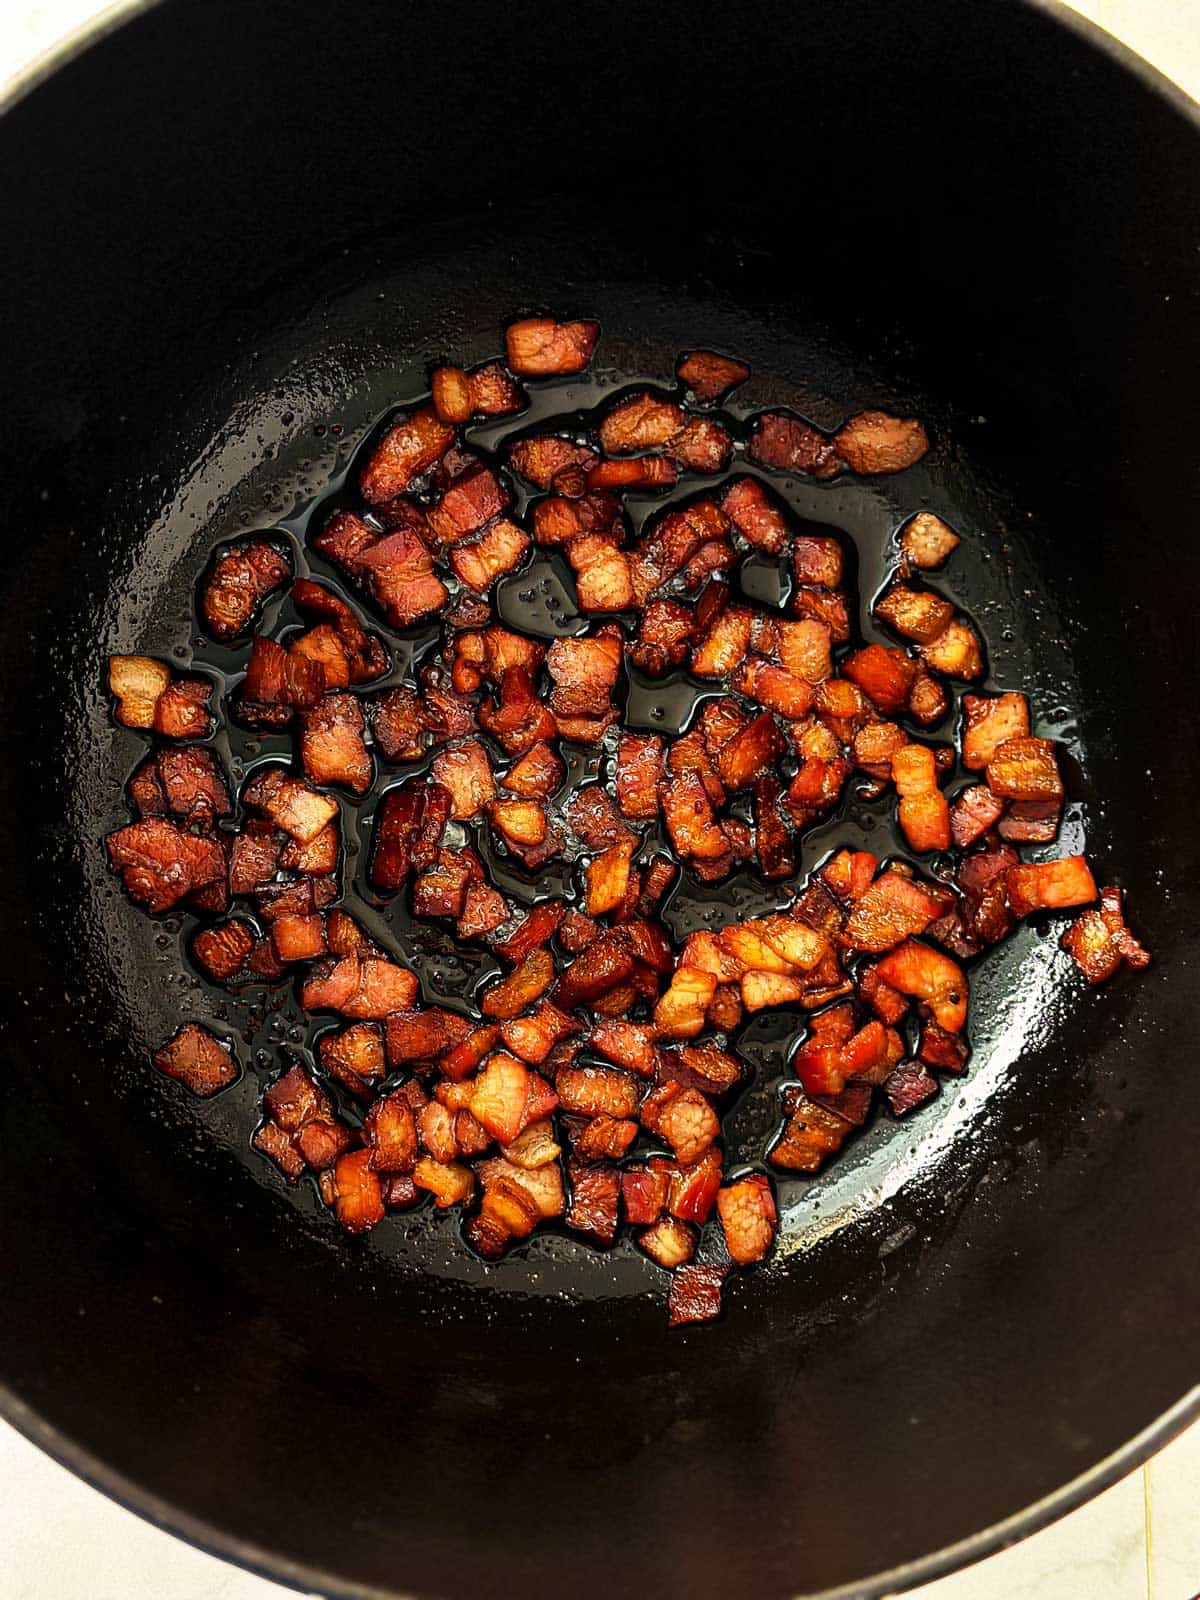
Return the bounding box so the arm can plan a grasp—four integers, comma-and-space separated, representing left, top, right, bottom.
153, 1022, 236, 1096
1007, 856, 1098, 917
842, 645, 916, 714
646, 1084, 720, 1165
899, 511, 959, 569
921, 618, 984, 680
359, 407, 456, 504
589, 1020, 657, 1077
1061, 884, 1150, 984
667, 1264, 728, 1326
770, 1095, 855, 1171
431, 364, 473, 424
749, 411, 843, 479
883, 1059, 939, 1116
364, 1092, 419, 1173
427, 462, 509, 545
300, 692, 372, 794
599, 391, 685, 454
243, 766, 339, 842
638, 1216, 698, 1268
676, 348, 749, 403
201, 538, 291, 641
777, 618, 833, 684
556, 1065, 640, 1119
834, 410, 929, 474
567, 532, 634, 613
106, 819, 227, 914
840, 870, 946, 952
502, 740, 564, 800
508, 434, 598, 490
715, 711, 785, 793
998, 799, 1063, 843
690, 604, 753, 678
585, 838, 636, 917
875, 584, 955, 644
587, 456, 679, 493
319, 1022, 385, 1098
106, 654, 172, 731
950, 784, 1006, 849
653, 966, 718, 1038
908, 664, 950, 726
505, 317, 599, 376
986, 736, 1063, 801
449, 516, 530, 593
492, 900, 567, 965
299, 951, 419, 1018
431, 740, 495, 820
413, 1156, 475, 1209
468, 361, 526, 417
717, 1174, 777, 1264
481, 948, 555, 1019
667, 417, 733, 474
874, 940, 968, 1032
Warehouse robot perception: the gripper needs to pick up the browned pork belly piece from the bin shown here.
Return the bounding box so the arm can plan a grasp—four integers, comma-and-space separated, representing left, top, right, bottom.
153, 1023, 237, 1096
505, 317, 599, 376
676, 348, 749, 404
1061, 885, 1151, 984
201, 538, 291, 641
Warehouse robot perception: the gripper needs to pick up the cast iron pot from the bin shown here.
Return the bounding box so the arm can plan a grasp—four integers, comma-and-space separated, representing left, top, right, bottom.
1, 2, 1197, 1596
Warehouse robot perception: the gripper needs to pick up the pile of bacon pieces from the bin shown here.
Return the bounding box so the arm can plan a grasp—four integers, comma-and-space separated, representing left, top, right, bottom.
106, 316, 1150, 1327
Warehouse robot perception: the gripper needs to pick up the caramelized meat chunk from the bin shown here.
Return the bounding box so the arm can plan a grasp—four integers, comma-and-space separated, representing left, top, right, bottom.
749, 411, 843, 479
899, 511, 959, 570
1061, 885, 1151, 984
717, 1175, 777, 1265
676, 349, 749, 403
1007, 856, 1098, 917
358, 407, 456, 504
834, 410, 929, 474
201, 538, 291, 641
153, 1023, 237, 1096
505, 317, 599, 376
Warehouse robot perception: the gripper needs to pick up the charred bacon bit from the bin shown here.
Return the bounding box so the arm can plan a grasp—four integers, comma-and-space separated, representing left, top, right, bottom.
1006, 855, 1098, 918
505, 317, 599, 376
358, 407, 456, 505
667, 1263, 728, 1327
717, 1175, 777, 1265
918, 1020, 969, 1073
874, 940, 968, 1032
106, 819, 226, 914
153, 1023, 237, 1096
950, 784, 1006, 849
201, 539, 291, 641
370, 780, 450, 891
599, 391, 685, 454
752, 776, 795, 881
1061, 885, 1151, 984
749, 411, 843, 479
986, 736, 1063, 802
892, 743, 951, 853
834, 410, 929, 474
676, 349, 749, 404
899, 511, 960, 571
319, 1022, 386, 1098
481, 948, 555, 1019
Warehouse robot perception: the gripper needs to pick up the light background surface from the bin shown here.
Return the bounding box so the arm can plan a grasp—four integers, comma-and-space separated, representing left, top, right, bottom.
1, 2, 1196, 1596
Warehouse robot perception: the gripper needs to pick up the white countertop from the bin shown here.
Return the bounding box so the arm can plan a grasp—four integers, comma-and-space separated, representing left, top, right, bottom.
2, 2, 1197, 1596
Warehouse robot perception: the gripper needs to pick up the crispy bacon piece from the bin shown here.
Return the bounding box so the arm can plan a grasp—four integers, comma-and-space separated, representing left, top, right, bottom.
555, 1064, 639, 1120
749, 411, 843, 479
508, 435, 598, 490
465, 1053, 532, 1143
500, 1001, 578, 1065
950, 784, 1005, 849
370, 781, 450, 891
662, 769, 728, 866
468, 360, 526, 417
545, 630, 621, 740
892, 743, 951, 853
637, 1216, 697, 1268
413, 1156, 475, 1209
384, 1007, 471, 1065
359, 406, 456, 504
152, 745, 232, 826
297, 693, 371, 795
367, 686, 427, 762
908, 664, 950, 727
492, 900, 566, 965
450, 517, 531, 593
717, 1175, 777, 1265
734, 657, 814, 720
558, 908, 599, 955
986, 736, 1063, 801
653, 965, 718, 1038
883, 1060, 939, 1116
426, 462, 509, 545
191, 919, 255, 983
440, 1022, 502, 1083
585, 838, 636, 917
108, 655, 216, 739
491, 798, 548, 852
563, 1158, 619, 1246
566, 1115, 635, 1163
498, 741, 561, 801
1007, 856, 1098, 917
961, 695, 1029, 776
588, 1019, 656, 1077
998, 800, 1062, 843
243, 766, 339, 843
106, 819, 226, 913
358, 521, 449, 630
610, 733, 661, 820
458, 882, 510, 942
716, 476, 787, 554
425, 740, 493, 821
875, 584, 955, 644
715, 711, 785, 793
262, 1064, 350, 1173
599, 391, 685, 454
842, 644, 916, 715
874, 940, 967, 1032
502, 1118, 562, 1170
840, 870, 946, 953
622, 1161, 671, 1225
642, 1083, 721, 1165
771, 1093, 856, 1171
153, 1023, 236, 1096
918, 1020, 969, 1073
269, 912, 327, 963
201, 538, 291, 641
899, 511, 959, 570
430, 364, 472, 424
567, 532, 635, 614
690, 603, 753, 679
319, 1022, 385, 1098
505, 317, 599, 376
1061, 885, 1151, 984
478, 665, 555, 757
300, 950, 419, 1018
667, 1263, 728, 1326
481, 948, 555, 1019
676, 349, 749, 403
668, 417, 733, 475
363, 1091, 419, 1174
627, 598, 694, 676
291, 580, 388, 683
923, 618, 985, 680
834, 410, 929, 474
586, 456, 678, 492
